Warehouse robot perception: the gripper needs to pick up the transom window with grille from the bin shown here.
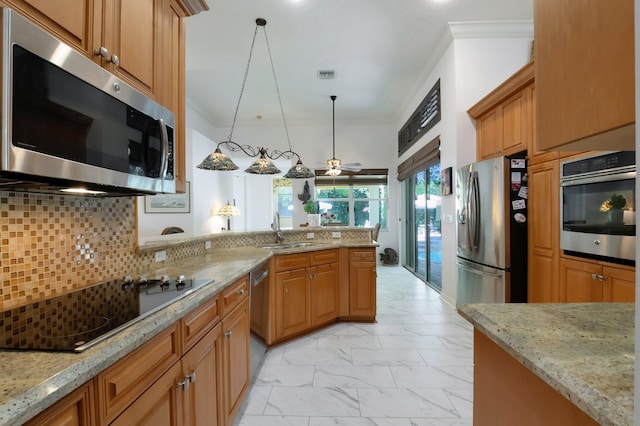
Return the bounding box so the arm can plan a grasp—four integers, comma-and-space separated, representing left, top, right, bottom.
314, 169, 388, 228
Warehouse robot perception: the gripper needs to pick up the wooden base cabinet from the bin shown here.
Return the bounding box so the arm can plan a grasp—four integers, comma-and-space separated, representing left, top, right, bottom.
24, 381, 95, 426
273, 250, 340, 342
560, 258, 635, 303
348, 248, 377, 320
222, 298, 250, 425
473, 329, 599, 425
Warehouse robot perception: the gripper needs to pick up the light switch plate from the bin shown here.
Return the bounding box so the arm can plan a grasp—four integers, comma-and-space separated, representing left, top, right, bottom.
307, 232, 315, 239
332, 231, 341, 239
154, 250, 167, 262
205, 241, 212, 249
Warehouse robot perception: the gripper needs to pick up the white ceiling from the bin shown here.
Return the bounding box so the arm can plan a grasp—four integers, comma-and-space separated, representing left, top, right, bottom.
185, 0, 533, 128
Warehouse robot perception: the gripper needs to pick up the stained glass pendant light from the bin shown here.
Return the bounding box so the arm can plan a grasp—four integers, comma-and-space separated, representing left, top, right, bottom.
197, 18, 313, 178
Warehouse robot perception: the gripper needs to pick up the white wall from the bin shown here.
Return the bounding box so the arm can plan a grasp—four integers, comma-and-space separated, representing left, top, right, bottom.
395, 22, 533, 306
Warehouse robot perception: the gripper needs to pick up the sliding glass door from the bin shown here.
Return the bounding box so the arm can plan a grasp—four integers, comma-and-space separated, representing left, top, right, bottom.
404, 164, 442, 291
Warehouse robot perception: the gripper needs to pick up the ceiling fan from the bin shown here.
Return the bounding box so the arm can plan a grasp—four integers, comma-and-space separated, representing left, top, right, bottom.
321, 95, 362, 176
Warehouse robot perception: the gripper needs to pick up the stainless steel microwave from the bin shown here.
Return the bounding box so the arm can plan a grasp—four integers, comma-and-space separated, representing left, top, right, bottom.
560, 151, 636, 262
0, 8, 175, 195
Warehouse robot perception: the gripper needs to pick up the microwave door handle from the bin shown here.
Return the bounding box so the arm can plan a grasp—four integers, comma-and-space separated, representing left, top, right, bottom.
158, 118, 169, 188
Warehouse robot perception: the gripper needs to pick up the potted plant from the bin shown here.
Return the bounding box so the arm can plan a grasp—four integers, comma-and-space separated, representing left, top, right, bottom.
303, 200, 320, 226
600, 193, 627, 224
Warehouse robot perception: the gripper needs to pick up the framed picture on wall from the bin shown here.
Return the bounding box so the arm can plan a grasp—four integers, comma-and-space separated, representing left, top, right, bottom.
441, 167, 452, 196
145, 181, 191, 213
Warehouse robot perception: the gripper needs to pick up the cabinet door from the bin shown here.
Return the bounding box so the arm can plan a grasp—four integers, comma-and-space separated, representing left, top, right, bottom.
275, 269, 311, 340
349, 261, 377, 319
476, 109, 501, 160
162, 0, 187, 192
110, 362, 183, 426
95, 324, 181, 424
101, 0, 161, 99
501, 88, 530, 155
603, 266, 635, 302
528, 160, 560, 302
183, 324, 223, 426
24, 381, 94, 426
560, 258, 603, 302
222, 299, 250, 426
310, 263, 339, 326
4, 0, 96, 55
534, 0, 634, 150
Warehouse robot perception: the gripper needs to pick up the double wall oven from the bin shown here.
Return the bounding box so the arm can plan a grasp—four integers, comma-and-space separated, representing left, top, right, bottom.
560, 151, 636, 263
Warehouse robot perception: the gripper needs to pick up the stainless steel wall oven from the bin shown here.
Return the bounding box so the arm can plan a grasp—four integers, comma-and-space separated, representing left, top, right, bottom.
560, 151, 635, 263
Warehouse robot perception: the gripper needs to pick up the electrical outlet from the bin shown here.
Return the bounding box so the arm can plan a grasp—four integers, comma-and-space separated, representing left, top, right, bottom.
205, 240, 212, 249
332, 231, 341, 239
154, 250, 167, 262
306, 232, 315, 239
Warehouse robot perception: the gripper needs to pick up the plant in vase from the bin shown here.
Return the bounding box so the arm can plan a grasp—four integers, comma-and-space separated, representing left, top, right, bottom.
600, 193, 627, 224
321, 212, 336, 225
303, 200, 320, 226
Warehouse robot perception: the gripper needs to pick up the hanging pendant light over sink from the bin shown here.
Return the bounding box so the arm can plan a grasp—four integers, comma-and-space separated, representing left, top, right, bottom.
197, 18, 314, 178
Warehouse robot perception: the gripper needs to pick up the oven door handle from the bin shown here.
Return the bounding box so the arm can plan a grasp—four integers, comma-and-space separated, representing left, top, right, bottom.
561, 170, 635, 186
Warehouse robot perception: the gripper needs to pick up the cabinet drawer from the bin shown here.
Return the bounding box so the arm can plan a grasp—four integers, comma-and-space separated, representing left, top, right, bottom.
222, 275, 249, 316
182, 294, 221, 351
274, 253, 309, 271
310, 249, 339, 266
350, 248, 376, 262
96, 323, 181, 425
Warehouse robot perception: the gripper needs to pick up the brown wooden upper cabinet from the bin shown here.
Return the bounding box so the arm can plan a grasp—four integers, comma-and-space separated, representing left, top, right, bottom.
534, 0, 635, 152
468, 62, 534, 161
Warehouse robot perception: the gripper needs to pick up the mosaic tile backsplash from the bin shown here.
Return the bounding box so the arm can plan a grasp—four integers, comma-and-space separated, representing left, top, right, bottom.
0, 191, 138, 309
0, 190, 374, 310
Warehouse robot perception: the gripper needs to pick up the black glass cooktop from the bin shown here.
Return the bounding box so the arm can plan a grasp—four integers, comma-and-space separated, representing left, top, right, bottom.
0, 276, 212, 352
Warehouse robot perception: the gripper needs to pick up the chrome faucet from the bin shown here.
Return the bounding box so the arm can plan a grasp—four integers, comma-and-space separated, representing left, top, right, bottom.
272, 211, 284, 243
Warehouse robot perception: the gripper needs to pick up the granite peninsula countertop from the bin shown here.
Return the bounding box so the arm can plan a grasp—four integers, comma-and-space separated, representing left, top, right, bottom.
0, 240, 377, 426
458, 303, 634, 426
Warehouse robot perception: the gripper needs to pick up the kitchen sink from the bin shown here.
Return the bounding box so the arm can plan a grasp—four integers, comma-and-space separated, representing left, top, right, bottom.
258, 242, 320, 250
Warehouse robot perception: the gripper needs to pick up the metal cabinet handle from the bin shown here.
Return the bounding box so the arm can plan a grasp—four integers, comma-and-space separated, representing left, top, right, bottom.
95, 46, 109, 58
94, 47, 120, 66
224, 331, 232, 337
591, 273, 605, 282
237, 289, 245, 295
187, 372, 196, 383
177, 379, 190, 390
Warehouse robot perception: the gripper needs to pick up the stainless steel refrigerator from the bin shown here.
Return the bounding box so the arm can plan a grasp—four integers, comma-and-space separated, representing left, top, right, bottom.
455, 155, 528, 307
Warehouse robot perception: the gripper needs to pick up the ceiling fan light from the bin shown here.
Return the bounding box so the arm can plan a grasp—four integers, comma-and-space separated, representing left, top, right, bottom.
197, 147, 240, 171
325, 168, 341, 177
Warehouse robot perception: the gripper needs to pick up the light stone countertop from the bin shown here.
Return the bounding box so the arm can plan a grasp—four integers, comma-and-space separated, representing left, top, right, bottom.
0, 241, 377, 426
458, 303, 634, 426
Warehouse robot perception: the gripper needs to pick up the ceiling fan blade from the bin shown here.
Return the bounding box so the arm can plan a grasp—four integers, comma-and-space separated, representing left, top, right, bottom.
342, 165, 362, 172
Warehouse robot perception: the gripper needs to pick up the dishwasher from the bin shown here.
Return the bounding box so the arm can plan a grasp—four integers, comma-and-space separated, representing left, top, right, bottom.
249, 261, 269, 378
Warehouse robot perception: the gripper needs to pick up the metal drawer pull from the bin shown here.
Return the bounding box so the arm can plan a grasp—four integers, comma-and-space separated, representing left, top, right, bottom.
591, 273, 605, 281
224, 331, 232, 337
237, 289, 245, 295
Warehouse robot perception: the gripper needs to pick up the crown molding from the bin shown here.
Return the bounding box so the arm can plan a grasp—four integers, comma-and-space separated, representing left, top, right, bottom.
449, 20, 534, 39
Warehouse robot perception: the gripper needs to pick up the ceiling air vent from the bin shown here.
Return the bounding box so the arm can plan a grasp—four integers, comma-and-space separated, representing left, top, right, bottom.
317, 70, 336, 80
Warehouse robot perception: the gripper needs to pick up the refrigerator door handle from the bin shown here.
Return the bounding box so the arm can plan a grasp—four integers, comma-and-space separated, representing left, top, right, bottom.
468, 171, 480, 249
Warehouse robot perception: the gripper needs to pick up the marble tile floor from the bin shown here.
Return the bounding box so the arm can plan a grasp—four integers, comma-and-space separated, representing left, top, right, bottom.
234, 266, 474, 426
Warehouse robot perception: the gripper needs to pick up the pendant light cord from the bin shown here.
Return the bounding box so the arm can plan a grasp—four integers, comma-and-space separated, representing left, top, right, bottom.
263, 25, 293, 152
331, 95, 337, 159
228, 23, 260, 142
